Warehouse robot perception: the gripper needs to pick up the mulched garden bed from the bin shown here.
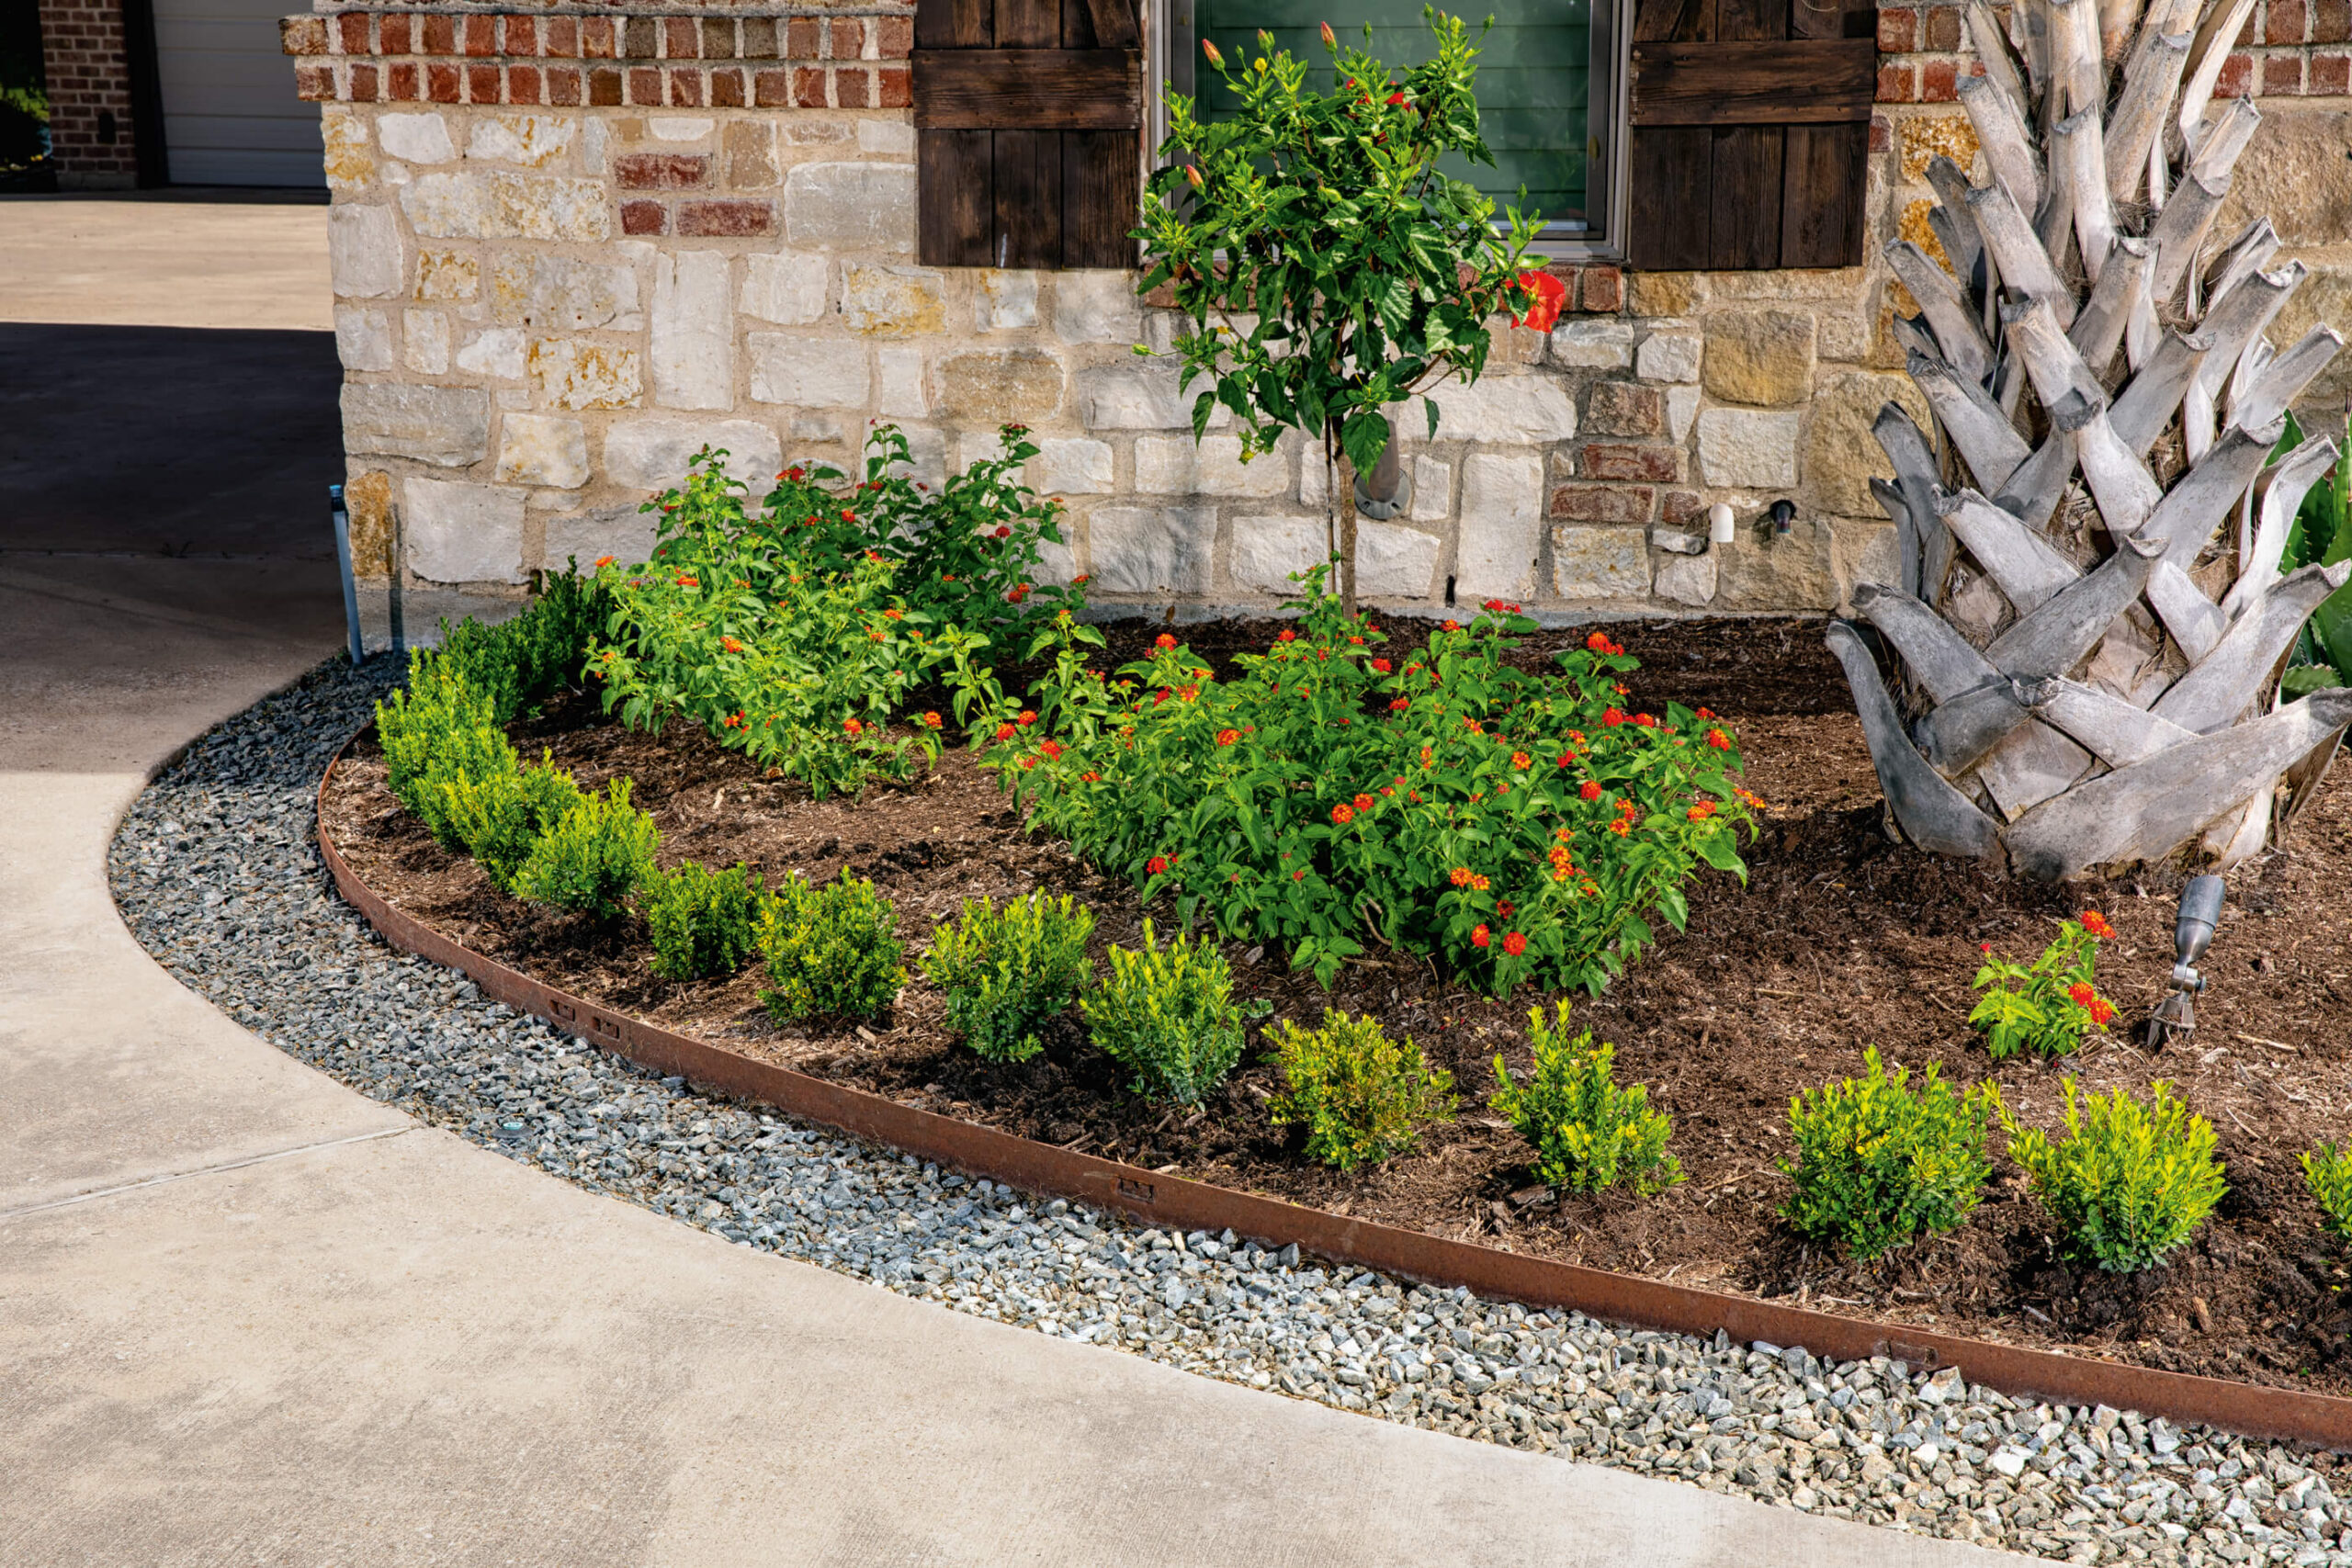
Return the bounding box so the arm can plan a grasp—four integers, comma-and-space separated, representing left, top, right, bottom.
320, 612, 2352, 1396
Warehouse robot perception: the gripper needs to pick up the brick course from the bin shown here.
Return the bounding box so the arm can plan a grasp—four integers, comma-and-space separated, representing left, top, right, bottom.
37, 0, 141, 185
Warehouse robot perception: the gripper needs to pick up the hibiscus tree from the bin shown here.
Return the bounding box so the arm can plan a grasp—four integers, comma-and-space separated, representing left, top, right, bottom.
1136, 11, 1558, 615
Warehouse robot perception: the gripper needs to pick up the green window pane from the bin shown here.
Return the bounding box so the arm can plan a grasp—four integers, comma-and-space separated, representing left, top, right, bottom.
1193, 0, 1593, 232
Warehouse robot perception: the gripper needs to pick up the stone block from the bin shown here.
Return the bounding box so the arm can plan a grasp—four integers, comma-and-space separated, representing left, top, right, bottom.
378, 112, 457, 165
650, 250, 734, 411
544, 504, 659, 573
334, 306, 392, 371
415, 250, 478, 302
468, 113, 573, 167
402, 310, 450, 375
1547, 319, 1635, 369
1666, 385, 1700, 443
1716, 519, 1837, 610
1055, 270, 1144, 344
1634, 328, 1702, 384
1806, 371, 1931, 515
741, 253, 828, 325
455, 327, 526, 380
320, 107, 372, 191
1630, 271, 1700, 317
1580, 444, 1677, 483
344, 468, 394, 577
1409, 455, 1451, 523
2267, 266, 2352, 414
976, 270, 1039, 332
1897, 113, 1979, 183
1549, 483, 1653, 524
747, 336, 870, 407
402, 477, 526, 583
1352, 521, 1442, 597
1427, 377, 1577, 444
400, 173, 610, 241
842, 264, 945, 337
646, 117, 716, 143
604, 417, 782, 491
1455, 452, 1544, 600
1227, 514, 1331, 593
876, 347, 928, 417
784, 161, 917, 253
1032, 437, 1113, 495
726, 121, 779, 188
1698, 409, 1801, 489
1702, 309, 1817, 405
1585, 382, 1665, 437
1654, 549, 1717, 607
1135, 434, 1287, 497
494, 412, 589, 488
857, 118, 916, 156
528, 338, 642, 410
1087, 505, 1216, 594
2216, 109, 2352, 247
1074, 365, 1232, 431
342, 383, 491, 468
934, 349, 1065, 423
1550, 525, 1651, 599
882, 425, 947, 488
493, 254, 640, 331
1845, 520, 1902, 604
327, 204, 401, 299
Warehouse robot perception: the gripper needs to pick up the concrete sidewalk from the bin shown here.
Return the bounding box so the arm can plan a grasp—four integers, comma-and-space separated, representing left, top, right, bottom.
0, 198, 2030, 1567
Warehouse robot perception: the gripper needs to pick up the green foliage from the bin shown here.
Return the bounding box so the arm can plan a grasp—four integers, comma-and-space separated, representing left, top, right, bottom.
2302, 1142, 2352, 1244
1489, 1003, 1681, 1195
1083, 920, 1245, 1106
1969, 914, 2118, 1060
757, 871, 906, 1021
1137, 10, 1547, 606
2271, 409, 2352, 696
376, 657, 501, 825
918, 892, 1095, 1063
965, 580, 1753, 992
511, 778, 659, 921
2004, 1079, 2226, 1273
431, 564, 611, 723
644, 861, 766, 981
1781, 1049, 1998, 1260
1267, 1009, 1457, 1172
436, 753, 587, 891
591, 447, 991, 798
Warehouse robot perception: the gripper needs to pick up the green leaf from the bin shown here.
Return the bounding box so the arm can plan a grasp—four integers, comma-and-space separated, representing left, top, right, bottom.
1340, 409, 1391, 472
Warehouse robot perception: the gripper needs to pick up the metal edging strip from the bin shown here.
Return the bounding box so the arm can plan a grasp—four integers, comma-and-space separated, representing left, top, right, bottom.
315, 733, 2352, 1451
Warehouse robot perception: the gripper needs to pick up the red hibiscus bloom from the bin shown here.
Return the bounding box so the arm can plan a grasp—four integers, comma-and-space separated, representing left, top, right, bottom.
1509, 269, 1567, 333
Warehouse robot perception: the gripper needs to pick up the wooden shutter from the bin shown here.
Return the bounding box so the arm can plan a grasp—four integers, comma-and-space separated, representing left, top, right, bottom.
914, 0, 1143, 269
1626, 0, 1878, 271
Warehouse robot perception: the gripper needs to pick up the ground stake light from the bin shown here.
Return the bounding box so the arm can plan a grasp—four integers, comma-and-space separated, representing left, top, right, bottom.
2147, 873, 2226, 1048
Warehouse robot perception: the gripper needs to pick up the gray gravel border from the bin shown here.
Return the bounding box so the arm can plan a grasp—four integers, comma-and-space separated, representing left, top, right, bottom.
106, 658, 2352, 1568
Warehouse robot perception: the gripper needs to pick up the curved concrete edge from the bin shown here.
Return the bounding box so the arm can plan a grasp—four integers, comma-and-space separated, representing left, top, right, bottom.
318, 739, 2352, 1454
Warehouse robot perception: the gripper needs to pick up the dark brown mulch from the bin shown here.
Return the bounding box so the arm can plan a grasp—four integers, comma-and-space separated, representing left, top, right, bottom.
319, 613, 2352, 1396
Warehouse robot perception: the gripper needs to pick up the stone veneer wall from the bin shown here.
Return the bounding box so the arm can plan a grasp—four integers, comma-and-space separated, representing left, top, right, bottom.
284, 4, 2352, 617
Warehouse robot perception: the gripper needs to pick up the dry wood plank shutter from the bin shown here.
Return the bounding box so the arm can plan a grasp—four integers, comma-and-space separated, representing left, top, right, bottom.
914, 0, 1143, 269
1626, 0, 1878, 270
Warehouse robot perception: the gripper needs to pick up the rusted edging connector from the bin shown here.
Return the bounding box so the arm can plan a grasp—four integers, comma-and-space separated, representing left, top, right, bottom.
316, 739, 2352, 1451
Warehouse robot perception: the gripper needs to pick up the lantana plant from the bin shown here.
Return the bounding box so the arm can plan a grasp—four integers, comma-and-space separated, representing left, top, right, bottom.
1137, 9, 1561, 613
1968, 911, 2120, 1060
952, 572, 1756, 991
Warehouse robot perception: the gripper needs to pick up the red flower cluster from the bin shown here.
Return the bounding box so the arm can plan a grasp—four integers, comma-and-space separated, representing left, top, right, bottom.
842, 716, 864, 737
721, 636, 745, 654
1353, 793, 1374, 811
1156, 633, 1178, 649
1704, 728, 1732, 750
1502, 931, 1528, 957
1585, 631, 1626, 657
1579, 780, 1602, 801
1216, 728, 1240, 747
1471, 925, 1492, 948
1146, 855, 1170, 874
922, 711, 944, 728
2080, 910, 2117, 941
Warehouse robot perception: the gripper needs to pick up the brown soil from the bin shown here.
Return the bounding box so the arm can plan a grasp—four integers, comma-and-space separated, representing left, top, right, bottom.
320, 614, 2352, 1395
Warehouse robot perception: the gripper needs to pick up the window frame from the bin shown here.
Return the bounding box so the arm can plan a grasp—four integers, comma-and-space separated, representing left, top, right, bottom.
1152, 0, 1632, 262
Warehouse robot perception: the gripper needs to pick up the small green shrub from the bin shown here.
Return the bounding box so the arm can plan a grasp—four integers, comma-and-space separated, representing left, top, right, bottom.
376, 656, 501, 824
431, 564, 610, 723
2303, 1142, 2352, 1243
1781, 1049, 1997, 1260
2005, 1078, 2226, 1272
758, 871, 906, 1021
919, 892, 1095, 1062
1970, 912, 2119, 1060
511, 778, 659, 921
437, 753, 587, 890
644, 861, 766, 980
1268, 1010, 1457, 1172
1083, 920, 1244, 1106
1489, 1004, 1682, 1195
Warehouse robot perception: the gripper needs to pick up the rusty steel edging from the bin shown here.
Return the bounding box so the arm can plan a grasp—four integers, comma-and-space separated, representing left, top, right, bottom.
314, 739, 2352, 1451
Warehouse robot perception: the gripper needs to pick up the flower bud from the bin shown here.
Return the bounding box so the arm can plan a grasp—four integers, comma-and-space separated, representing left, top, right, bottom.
1257, 28, 1275, 51
1184, 164, 1204, 190
1320, 19, 1337, 47
1201, 38, 1223, 67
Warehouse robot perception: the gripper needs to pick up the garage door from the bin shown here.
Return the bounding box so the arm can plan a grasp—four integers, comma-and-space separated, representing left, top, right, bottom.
152, 0, 323, 186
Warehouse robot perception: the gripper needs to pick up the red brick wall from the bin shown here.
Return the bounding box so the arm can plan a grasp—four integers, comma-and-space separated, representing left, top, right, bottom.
37, 0, 140, 186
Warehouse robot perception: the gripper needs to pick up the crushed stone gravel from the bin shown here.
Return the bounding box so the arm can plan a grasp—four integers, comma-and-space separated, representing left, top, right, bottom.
105, 658, 2352, 1568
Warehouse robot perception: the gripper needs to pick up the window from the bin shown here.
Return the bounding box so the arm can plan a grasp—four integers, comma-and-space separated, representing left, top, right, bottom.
1162, 0, 1627, 255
